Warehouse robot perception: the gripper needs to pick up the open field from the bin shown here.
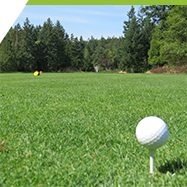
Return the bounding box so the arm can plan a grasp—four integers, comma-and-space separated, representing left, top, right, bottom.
0, 72, 187, 186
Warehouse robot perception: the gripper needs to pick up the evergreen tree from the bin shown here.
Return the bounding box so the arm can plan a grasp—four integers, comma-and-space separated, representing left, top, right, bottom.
69, 36, 85, 70
87, 36, 98, 58
83, 45, 93, 71
64, 34, 74, 68
137, 13, 155, 71
78, 36, 85, 70
140, 5, 175, 24
92, 37, 107, 69
39, 18, 57, 71
0, 28, 17, 72
123, 6, 136, 33
71, 37, 81, 69
148, 25, 166, 66
33, 25, 45, 71
160, 5, 187, 65
52, 20, 67, 71
17, 18, 37, 72
119, 6, 143, 73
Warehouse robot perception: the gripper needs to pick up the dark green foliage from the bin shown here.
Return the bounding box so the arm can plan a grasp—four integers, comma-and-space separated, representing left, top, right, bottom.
119, 6, 154, 73
92, 37, 107, 68
123, 6, 136, 33
0, 28, 17, 72
71, 37, 83, 70
148, 5, 187, 67
39, 18, 58, 72
17, 18, 37, 72
64, 35, 73, 68
148, 25, 166, 66
1, 5, 186, 73
138, 15, 155, 71
140, 5, 175, 24
52, 20, 67, 70
91, 37, 121, 70
160, 5, 187, 65
83, 45, 93, 71
87, 36, 98, 58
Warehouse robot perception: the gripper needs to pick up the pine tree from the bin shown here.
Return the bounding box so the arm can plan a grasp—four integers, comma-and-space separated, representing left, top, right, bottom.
39, 18, 57, 71
78, 36, 85, 70
64, 34, 74, 68
92, 37, 107, 70
119, 6, 143, 73
137, 12, 155, 72
88, 36, 98, 58
140, 5, 175, 24
17, 18, 37, 72
123, 6, 136, 34
52, 20, 67, 71
83, 45, 93, 71
71, 37, 80, 69
0, 28, 17, 72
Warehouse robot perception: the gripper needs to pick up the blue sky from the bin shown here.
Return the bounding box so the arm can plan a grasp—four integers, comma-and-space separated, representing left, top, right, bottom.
13, 5, 142, 41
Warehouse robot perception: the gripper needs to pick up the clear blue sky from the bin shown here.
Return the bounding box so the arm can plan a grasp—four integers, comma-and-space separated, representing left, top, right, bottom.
13, 5, 142, 41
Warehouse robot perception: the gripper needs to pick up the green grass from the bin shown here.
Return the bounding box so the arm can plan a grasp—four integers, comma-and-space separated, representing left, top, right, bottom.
0, 72, 187, 186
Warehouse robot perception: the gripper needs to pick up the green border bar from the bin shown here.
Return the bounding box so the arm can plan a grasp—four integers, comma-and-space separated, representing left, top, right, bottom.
26, 0, 187, 5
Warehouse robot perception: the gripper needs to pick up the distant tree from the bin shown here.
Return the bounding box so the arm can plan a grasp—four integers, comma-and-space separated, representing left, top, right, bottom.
107, 50, 115, 69
87, 36, 98, 58
71, 37, 81, 69
137, 12, 155, 71
111, 37, 121, 69
140, 5, 175, 24
148, 24, 166, 66
78, 36, 85, 70
0, 28, 17, 72
52, 20, 67, 70
33, 25, 45, 71
17, 17, 38, 72
123, 6, 136, 33
92, 37, 107, 69
64, 34, 74, 68
83, 45, 93, 71
119, 6, 143, 73
39, 18, 59, 71
160, 5, 187, 65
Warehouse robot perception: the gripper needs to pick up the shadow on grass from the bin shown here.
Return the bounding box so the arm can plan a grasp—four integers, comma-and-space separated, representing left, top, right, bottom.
158, 157, 187, 174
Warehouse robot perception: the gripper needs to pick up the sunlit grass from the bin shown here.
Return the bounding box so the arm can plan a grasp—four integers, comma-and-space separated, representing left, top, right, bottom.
0, 72, 187, 186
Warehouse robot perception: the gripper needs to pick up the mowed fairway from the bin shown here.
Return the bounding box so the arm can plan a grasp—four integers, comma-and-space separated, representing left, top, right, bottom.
0, 72, 187, 186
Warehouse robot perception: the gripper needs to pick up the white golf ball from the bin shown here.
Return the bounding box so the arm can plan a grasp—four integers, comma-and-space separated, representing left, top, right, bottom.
136, 116, 169, 150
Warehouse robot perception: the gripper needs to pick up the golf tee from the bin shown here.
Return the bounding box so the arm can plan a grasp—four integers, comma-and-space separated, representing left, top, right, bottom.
149, 149, 156, 174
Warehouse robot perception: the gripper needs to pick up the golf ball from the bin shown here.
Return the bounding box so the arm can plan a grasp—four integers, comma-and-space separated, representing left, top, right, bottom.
136, 116, 169, 150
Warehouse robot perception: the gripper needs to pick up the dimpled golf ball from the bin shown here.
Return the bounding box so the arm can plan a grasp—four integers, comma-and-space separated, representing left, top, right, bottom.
136, 116, 169, 150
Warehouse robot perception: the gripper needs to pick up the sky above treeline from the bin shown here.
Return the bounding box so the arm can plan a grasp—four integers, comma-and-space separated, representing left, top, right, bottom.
13, 5, 142, 40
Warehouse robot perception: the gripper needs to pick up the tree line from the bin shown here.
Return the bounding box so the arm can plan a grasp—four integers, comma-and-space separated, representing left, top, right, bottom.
0, 17, 122, 72
0, 5, 186, 73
